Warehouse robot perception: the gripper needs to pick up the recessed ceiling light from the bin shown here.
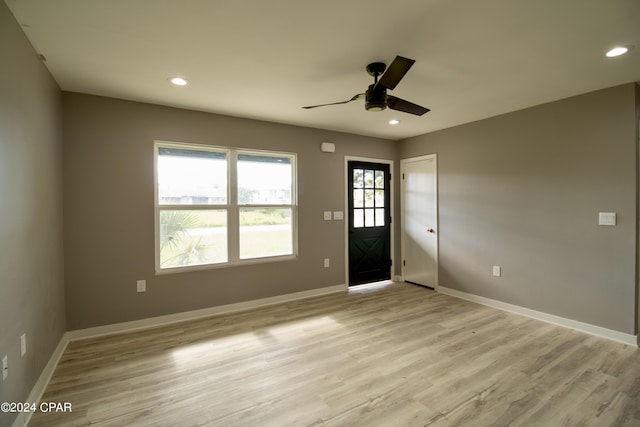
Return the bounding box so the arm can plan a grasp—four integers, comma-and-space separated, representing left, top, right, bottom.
389, 119, 400, 125
605, 46, 630, 57
169, 77, 189, 86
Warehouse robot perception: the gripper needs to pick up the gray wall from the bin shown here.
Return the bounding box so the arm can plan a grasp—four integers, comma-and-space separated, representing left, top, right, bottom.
0, 2, 65, 425
399, 83, 638, 334
62, 93, 397, 329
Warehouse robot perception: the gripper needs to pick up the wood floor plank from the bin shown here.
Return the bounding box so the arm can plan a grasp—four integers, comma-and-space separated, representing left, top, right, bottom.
28, 282, 640, 427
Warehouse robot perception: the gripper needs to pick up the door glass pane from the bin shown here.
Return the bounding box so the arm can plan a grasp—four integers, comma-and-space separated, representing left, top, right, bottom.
353, 169, 364, 188
364, 170, 374, 188
375, 170, 384, 188
240, 208, 292, 259
354, 209, 364, 228
364, 209, 375, 227
354, 189, 364, 208
364, 190, 374, 207
159, 210, 227, 268
375, 190, 384, 207
237, 154, 292, 205
375, 208, 385, 226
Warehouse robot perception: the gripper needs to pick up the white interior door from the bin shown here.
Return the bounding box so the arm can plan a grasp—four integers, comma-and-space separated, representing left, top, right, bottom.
401, 155, 438, 288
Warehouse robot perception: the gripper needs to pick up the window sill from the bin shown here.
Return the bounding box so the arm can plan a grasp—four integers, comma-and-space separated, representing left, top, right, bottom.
155, 254, 298, 275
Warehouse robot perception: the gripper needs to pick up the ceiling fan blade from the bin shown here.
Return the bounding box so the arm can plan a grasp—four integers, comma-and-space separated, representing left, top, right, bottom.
387, 95, 430, 116
376, 56, 415, 90
302, 93, 364, 109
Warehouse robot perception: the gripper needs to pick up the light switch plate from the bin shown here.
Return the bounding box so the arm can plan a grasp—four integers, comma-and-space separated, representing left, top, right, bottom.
324, 211, 332, 220
136, 280, 146, 293
493, 266, 501, 277
333, 211, 344, 220
598, 212, 616, 226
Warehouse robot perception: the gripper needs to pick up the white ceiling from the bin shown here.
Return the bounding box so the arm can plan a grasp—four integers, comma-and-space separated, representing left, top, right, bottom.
6, 0, 640, 140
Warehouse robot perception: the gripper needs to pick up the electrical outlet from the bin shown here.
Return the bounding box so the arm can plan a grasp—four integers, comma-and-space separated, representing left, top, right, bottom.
324, 258, 330, 268
136, 280, 146, 293
493, 266, 501, 277
21, 333, 26, 357
2, 355, 7, 381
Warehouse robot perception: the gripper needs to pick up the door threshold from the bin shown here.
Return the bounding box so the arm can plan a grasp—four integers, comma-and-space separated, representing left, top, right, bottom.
348, 280, 395, 293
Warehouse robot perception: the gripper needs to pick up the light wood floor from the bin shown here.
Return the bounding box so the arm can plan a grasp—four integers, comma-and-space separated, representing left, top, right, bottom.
30, 282, 640, 426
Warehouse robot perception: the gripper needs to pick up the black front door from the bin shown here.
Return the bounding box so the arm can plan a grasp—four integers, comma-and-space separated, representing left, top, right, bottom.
348, 161, 391, 286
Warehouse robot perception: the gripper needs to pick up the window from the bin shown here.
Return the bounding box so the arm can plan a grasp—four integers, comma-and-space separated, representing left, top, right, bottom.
155, 142, 296, 272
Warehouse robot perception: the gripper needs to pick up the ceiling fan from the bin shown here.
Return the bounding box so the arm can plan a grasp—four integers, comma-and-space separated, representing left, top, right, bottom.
302, 56, 430, 116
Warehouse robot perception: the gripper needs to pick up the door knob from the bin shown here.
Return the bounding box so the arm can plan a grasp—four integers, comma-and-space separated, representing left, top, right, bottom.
427, 228, 435, 233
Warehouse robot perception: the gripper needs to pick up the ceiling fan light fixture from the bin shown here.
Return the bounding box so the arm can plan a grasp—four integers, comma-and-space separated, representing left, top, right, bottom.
366, 105, 385, 112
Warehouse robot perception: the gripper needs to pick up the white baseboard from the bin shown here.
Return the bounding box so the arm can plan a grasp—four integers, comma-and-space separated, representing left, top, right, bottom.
438, 286, 638, 347
68, 284, 347, 341
12, 335, 70, 427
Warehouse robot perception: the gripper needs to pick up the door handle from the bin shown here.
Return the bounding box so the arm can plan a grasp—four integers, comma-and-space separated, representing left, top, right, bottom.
427, 228, 435, 233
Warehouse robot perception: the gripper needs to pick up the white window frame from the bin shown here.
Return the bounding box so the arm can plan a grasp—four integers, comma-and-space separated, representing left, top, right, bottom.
154, 141, 298, 274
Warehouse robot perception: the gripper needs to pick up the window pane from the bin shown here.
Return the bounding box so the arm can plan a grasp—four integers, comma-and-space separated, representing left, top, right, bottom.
240, 208, 292, 259
364, 208, 375, 227
353, 169, 364, 188
364, 190, 374, 207
158, 148, 227, 205
375, 171, 385, 188
159, 210, 227, 268
353, 209, 364, 228
375, 208, 385, 226
238, 154, 292, 205
364, 170, 374, 188
375, 190, 384, 207
354, 189, 364, 208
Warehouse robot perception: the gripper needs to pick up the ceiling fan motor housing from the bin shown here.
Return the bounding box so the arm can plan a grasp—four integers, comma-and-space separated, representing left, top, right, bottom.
365, 84, 387, 111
